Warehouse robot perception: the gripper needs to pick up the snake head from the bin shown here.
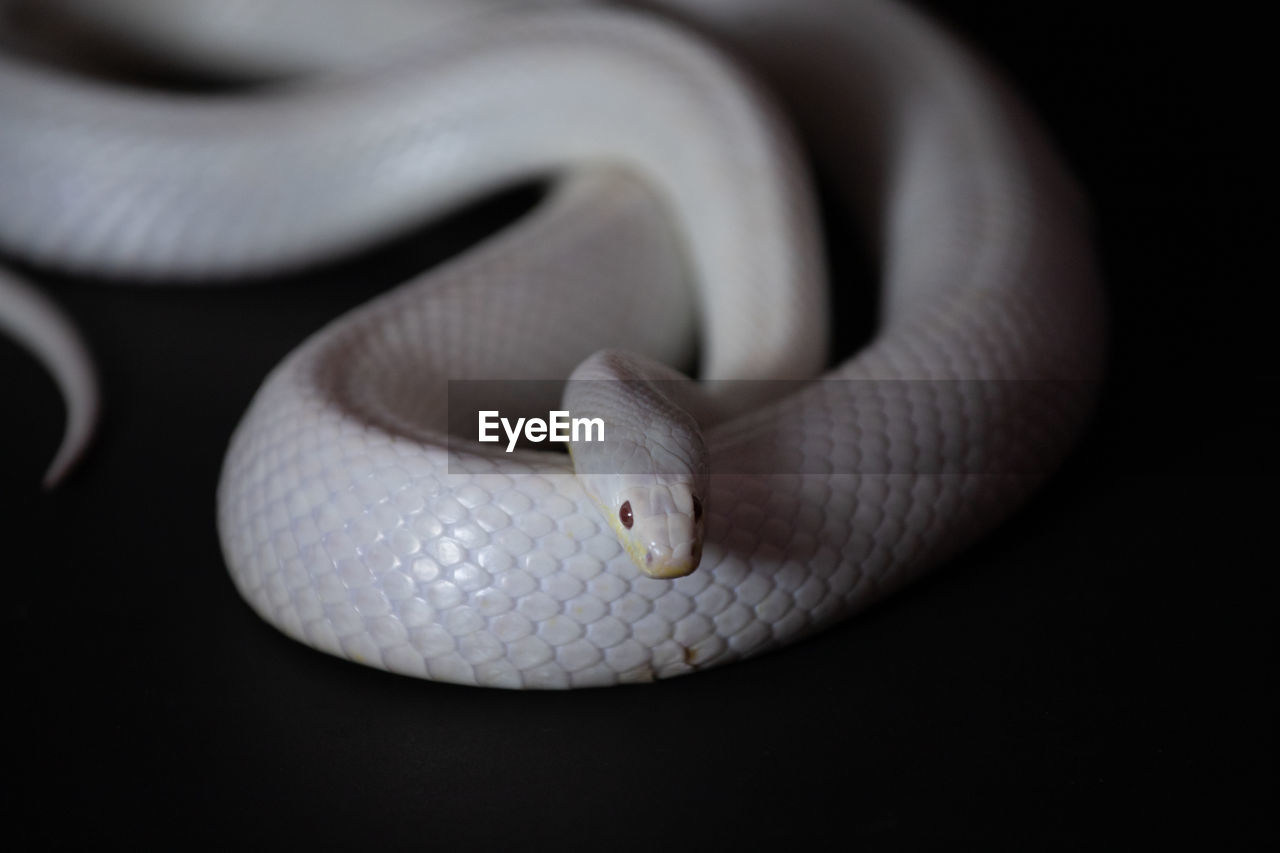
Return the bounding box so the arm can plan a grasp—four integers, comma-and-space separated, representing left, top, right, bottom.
608, 480, 705, 579
566, 412, 710, 579
565, 349, 711, 579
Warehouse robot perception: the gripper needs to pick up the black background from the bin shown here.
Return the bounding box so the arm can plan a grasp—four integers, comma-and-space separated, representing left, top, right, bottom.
2, 1, 1272, 848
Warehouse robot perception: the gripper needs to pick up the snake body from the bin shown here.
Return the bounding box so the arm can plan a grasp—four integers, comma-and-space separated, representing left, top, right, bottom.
0, 0, 1103, 687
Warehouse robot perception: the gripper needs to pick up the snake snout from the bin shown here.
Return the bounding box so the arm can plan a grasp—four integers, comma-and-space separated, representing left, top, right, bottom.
641, 543, 700, 580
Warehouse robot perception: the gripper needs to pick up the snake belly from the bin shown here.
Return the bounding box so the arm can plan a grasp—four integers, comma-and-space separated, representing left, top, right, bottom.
0, 0, 1104, 688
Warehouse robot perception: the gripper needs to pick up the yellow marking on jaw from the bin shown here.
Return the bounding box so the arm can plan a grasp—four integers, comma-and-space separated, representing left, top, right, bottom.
619, 526, 653, 571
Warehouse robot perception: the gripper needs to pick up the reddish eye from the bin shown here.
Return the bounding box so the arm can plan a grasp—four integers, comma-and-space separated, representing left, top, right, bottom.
692, 496, 703, 522
619, 501, 633, 529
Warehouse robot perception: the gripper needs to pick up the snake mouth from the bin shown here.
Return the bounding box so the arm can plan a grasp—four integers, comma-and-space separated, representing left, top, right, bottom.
639, 545, 701, 579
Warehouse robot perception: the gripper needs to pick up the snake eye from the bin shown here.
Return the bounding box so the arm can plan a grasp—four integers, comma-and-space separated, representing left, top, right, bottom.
619, 501, 633, 529
692, 496, 703, 522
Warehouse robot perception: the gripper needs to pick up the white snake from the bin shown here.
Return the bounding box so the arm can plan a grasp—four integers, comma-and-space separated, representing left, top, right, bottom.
0, 0, 1104, 687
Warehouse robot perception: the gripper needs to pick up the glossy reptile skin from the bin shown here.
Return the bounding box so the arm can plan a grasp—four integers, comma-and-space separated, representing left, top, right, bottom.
0, 0, 1103, 687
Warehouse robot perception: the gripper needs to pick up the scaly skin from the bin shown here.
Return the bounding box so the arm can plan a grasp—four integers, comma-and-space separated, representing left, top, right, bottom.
0, 0, 1103, 687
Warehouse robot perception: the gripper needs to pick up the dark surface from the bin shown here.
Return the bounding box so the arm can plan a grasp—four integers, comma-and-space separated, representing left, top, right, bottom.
2, 2, 1272, 848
